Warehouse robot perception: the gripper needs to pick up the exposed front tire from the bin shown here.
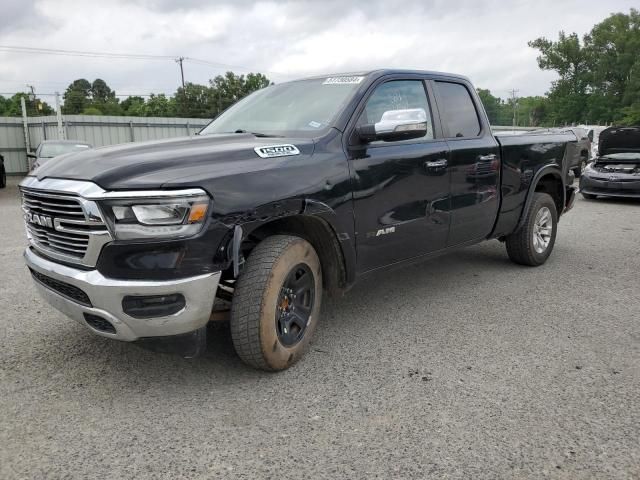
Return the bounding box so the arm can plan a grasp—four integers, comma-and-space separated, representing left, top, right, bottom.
230, 235, 322, 371
505, 192, 558, 266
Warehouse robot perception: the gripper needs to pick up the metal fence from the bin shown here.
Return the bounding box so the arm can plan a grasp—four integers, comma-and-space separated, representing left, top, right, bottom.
1, 117, 538, 175
0, 115, 210, 174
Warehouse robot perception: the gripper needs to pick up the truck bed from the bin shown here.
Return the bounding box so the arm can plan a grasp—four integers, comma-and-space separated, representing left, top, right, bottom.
493, 131, 576, 236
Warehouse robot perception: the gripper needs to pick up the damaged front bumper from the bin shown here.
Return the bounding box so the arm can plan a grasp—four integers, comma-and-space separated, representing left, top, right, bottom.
25, 247, 220, 342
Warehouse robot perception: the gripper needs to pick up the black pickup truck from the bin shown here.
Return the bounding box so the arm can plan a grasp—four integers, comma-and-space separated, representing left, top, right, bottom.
21, 70, 576, 370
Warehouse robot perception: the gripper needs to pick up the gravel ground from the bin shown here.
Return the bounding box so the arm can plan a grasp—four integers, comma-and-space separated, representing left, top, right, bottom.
1, 176, 639, 479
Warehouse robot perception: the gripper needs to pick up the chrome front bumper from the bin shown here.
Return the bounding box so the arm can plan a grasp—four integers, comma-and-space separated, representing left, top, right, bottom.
24, 247, 220, 341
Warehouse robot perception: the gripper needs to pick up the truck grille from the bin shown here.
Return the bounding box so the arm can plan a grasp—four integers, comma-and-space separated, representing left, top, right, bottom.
26, 223, 89, 257
21, 189, 89, 258
21, 190, 85, 218
20, 184, 112, 267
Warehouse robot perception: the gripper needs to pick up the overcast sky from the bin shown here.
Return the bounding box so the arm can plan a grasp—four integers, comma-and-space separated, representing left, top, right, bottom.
0, 0, 637, 102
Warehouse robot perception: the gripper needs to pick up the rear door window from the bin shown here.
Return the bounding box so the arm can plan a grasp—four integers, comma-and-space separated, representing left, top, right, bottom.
435, 81, 481, 138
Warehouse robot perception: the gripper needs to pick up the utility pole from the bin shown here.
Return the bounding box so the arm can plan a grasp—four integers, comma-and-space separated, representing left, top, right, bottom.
509, 88, 519, 128
176, 56, 185, 88
21, 97, 32, 171
54, 92, 65, 140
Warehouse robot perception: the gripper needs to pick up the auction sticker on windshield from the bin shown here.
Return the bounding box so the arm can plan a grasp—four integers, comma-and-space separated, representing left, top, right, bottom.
254, 144, 301, 158
323, 76, 364, 85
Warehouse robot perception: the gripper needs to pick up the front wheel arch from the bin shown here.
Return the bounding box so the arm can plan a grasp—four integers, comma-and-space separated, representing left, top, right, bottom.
238, 214, 350, 296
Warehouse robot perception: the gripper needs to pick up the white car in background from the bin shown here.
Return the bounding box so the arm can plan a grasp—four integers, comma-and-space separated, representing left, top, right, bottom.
578, 125, 608, 159
28, 140, 93, 170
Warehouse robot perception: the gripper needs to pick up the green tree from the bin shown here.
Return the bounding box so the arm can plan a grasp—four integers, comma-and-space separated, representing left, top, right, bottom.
81, 106, 104, 115
209, 72, 271, 115
529, 32, 589, 124
141, 94, 176, 117
120, 96, 146, 116
476, 88, 502, 124
63, 79, 92, 114
174, 83, 215, 118
584, 9, 640, 123
529, 9, 640, 125
0, 93, 53, 117
90, 79, 115, 103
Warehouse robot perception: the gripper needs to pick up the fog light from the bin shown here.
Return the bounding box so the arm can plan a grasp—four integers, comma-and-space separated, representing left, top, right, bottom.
122, 294, 186, 318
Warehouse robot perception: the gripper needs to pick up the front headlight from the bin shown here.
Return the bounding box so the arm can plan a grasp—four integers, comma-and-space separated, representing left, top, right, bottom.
100, 192, 210, 240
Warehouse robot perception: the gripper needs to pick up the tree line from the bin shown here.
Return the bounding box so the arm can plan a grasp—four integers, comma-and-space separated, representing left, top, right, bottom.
0, 72, 271, 119
477, 8, 639, 127
1, 9, 638, 126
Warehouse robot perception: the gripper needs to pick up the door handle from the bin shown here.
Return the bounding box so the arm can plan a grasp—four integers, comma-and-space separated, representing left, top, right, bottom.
425, 159, 448, 169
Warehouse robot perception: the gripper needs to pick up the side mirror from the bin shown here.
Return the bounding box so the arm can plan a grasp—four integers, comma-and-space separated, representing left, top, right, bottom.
357, 108, 428, 143
27, 152, 37, 159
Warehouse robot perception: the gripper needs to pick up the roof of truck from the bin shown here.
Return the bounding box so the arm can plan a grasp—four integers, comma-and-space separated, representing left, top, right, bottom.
294, 69, 471, 83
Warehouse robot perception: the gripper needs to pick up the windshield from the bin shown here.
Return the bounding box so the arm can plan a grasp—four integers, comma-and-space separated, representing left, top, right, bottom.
200, 76, 365, 137
39, 143, 91, 158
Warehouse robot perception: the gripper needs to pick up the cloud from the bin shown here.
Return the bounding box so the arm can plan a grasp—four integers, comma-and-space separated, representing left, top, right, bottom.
0, 0, 49, 34
0, 0, 637, 100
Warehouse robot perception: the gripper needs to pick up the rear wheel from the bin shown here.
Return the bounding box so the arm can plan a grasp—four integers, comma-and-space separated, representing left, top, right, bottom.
505, 192, 558, 266
230, 235, 322, 371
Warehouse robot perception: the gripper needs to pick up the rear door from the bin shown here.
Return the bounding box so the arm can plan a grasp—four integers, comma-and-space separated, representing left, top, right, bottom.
432, 80, 500, 246
346, 77, 451, 272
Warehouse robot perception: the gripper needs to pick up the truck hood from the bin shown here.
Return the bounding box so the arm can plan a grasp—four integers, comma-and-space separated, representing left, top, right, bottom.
598, 126, 640, 157
32, 134, 315, 190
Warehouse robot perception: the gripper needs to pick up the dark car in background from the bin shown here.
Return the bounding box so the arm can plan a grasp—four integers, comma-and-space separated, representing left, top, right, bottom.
580, 126, 640, 199
536, 127, 591, 177
28, 140, 93, 170
0, 153, 6, 189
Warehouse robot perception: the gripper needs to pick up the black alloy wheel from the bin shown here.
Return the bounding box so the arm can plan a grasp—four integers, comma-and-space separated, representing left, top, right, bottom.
275, 263, 315, 347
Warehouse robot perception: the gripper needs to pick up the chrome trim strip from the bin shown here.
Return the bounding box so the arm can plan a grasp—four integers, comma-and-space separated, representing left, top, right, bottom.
93, 189, 207, 199
20, 176, 207, 199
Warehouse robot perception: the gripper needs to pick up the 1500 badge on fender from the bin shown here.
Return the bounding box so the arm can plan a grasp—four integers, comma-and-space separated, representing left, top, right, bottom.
254, 144, 300, 158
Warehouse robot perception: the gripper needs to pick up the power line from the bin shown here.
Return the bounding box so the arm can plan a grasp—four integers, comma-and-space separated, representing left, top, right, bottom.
0, 45, 174, 60
0, 44, 289, 78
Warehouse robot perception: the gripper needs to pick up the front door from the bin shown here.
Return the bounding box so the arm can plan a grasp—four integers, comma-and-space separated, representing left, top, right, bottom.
346, 78, 451, 273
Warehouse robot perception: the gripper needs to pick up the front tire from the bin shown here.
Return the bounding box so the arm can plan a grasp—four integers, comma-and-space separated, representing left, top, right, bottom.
230, 235, 322, 371
505, 192, 558, 266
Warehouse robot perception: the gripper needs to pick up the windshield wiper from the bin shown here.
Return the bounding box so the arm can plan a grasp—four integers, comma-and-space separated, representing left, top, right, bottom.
232, 129, 282, 138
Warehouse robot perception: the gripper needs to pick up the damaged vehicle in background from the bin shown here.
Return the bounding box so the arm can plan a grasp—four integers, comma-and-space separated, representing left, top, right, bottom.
536, 127, 591, 177
580, 126, 640, 199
